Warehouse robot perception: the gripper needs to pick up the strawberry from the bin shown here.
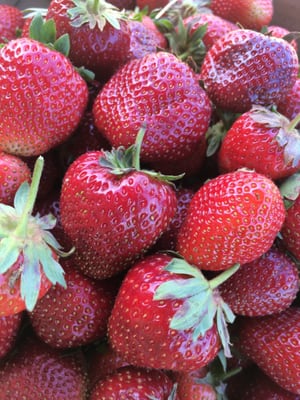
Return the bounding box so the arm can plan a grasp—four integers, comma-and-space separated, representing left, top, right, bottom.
174, 367, 217, 400
236, 307, 300, 395
0, 15, 88, 157
0, 152, 31, 206
60, 128, 178, 279
136, 0, 169, 12
28, 258, 115, 349
218, 245, 300, 316
209, 0, 273, 31
108, 253, 239, 372
176, 169, 286, 271
0, 156, 68, 317
93, 51, 212, 164
89, 366, 178, 400
267, 25, 298, 52
218, 105, 300, 180
0, 334, 88, 399
46, 0, 132, 81
0, 4, 24, 42
0, 312, 23, 359
278, 78, 300, 128
200, 29, 299, 113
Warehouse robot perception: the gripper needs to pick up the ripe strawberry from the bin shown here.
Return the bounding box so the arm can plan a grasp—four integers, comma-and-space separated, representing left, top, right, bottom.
93, 51, 212, 164
0, 16, 88, 157
0, 312, 23, 359
90, 366, 178, 400
236, 307, 300, 395
218, 105, 300, 180
209, 0, 273, 31
176, 169, 286, 271
60, 128, 178, 279
174, 367, 217, 400
136, 0, 169, 12
278, 78, 300, 128
108, 253, 239, 372
0, 156, 68, 317
28, 259, 115, 349
200, 29, 299, 113
267, 25, 298, 52
0, 152, 31, 206
0, 4, 24, 42
46, 0, 132, 81
0, 334, 88, 399
218, 245, 300, 316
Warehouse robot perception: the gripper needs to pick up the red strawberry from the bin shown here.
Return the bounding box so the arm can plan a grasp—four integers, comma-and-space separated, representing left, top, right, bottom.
218, 105, 300, 180
209, 0, 273, 31
278, 78, 300, 128
46, 0, 132, 82
93, 51, 212, 164
0, 4, 24, 42
0, 152, 31, 206
218, 245, 300, 316
136, 0, 169, 12
108, 253, 239, 372
0, 156, 68, 317
176, 169, 286, 271
200, 29, 299, 113
236, 307, 300, 395
0, 312, 23, 359
174, 367, 217, 400
60, 128, 178, 279
0, 334, 88, 399
0, 16, 88, 157
267, 25, 298, 52
28, 259, 115, 349
90, 366, 178, 400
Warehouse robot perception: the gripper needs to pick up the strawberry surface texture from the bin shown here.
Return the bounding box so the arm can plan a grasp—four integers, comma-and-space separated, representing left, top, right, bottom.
0, 0, 299, 399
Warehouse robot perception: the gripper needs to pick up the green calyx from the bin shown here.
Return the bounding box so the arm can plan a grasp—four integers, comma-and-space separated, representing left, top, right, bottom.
0, 156, 69, 312
279, 171, 300, 209
99, 126, 184, 184
250, 105, 300, 168
153, 258, 240, 358
205, 120, 228, 157
68, 0, 126, 31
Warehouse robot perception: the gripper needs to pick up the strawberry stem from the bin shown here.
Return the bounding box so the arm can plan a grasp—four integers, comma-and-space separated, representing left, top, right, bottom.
287, 112, 300, 130
132, 124, 146, 170
209, 264, 240, 290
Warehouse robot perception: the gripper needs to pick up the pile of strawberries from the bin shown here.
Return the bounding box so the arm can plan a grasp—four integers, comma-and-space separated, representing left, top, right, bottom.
0, 0, 299, 398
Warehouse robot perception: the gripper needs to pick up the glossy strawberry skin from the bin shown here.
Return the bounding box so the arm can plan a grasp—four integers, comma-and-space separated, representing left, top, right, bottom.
177, 170, 286, 271
0, 335, 88, 399
60, 151, 178, 279
0, 312, 23, 359
46, 0, 131, 82
281, 194, 300, 260
218, 246, 300, 316
0, 38, 88, 157
200, 29, 299, 113
0, 5, 24, 42
93, 51, 212, 164
278, 78, 300, 127
108, 253, 221, 372
28, 259, 115, 349
209, 0, 273, 31
90, 366, 177, 400
236, 307, 300, 395
175, 368, 217, 400
0, 152, 31, 206
218, 109, 300, 180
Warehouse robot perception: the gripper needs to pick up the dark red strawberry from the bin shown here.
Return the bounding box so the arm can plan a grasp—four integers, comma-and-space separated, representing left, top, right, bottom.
278, 78, 300, 128
218, 245, 300, 316
200, 29, 299, 113
90, 366, 178, 399
46, 0, 132, 81
136, 0, 168, 12
236, 307, 300, 395
93, 51, 212, 164
0, 334, 88, 399
209, 0, 273, 31
28, 258, 115, 349
218, 105, 300, 180
108, 253, 239, 372
60, 128, 178, 279
177, 169, 286, 271
0, 16, 88, 157
174, 367, 217, 400
0, 312, 23, 359
267, 25, 298, 51
0, 152, 31, 206
0, 4, 24, 42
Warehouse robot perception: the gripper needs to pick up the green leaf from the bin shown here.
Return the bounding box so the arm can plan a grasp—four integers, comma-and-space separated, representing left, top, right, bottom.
14, 182, 30, 215
35, 213, 57, 230
153, 277, 205, 300
35, 245, 66, 288
29, 13, 44, 40
0, 238, 20, 274
216, 305, 232, 358
164, 258, 205, 280
20, 244, 41, 311
192, 300, 217, 341
54, 33, 70, 56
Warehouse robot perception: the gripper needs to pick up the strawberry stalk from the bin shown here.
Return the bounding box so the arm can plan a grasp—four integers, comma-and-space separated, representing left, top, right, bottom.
286, 112, 300, 131
154, 258, 240, 357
